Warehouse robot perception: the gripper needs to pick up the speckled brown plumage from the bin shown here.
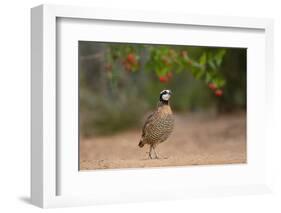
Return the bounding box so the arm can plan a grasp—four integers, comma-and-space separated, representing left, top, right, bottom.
138, 90, 174, 159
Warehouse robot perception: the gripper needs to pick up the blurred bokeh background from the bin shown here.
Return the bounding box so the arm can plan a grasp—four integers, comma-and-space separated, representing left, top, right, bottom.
79, 41, 246, 137
79, 41, 247, 169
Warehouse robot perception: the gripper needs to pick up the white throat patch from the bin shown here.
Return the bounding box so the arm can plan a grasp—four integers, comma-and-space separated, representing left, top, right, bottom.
162, 93, 170, 101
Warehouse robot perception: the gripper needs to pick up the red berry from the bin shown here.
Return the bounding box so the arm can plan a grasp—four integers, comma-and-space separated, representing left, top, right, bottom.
159, 76, 169, 83
126, 53, 137, 65
215, 89, 223, 97
208, 83, 217, 90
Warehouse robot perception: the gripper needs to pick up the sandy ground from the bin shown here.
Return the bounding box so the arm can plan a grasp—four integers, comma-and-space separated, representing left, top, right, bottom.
80, 112, 246, 170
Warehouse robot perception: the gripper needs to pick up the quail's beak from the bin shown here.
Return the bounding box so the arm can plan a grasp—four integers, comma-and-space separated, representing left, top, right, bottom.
168, 90, 172, 95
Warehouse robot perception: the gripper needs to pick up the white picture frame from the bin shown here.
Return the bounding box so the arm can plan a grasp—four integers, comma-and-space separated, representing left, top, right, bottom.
31, 4, 274, 208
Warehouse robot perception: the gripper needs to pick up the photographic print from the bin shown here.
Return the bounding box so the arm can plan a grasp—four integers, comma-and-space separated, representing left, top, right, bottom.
79, 41, 246, 170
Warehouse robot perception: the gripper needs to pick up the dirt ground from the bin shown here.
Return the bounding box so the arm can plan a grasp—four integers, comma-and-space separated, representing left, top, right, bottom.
80, 112, 246, 170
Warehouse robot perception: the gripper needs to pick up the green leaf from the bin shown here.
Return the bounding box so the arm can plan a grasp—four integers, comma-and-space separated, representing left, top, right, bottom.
194, 69, 204, 79
156, 66, 169, 76
214, 78, 226, 88
214, 49, 226, 66
199, 53, 207, 65
208, 60, 217, 71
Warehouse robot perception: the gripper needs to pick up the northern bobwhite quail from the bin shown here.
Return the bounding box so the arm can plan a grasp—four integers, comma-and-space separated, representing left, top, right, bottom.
138, 89, 174, 159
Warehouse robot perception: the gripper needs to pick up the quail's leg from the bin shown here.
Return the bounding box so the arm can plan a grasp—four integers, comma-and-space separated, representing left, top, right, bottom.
152, 146, 159, 159
153, 146, 168, 159
148, 145, 153, 159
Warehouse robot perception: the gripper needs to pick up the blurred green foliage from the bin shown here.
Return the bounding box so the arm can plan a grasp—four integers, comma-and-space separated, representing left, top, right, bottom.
79, 42, 246, 136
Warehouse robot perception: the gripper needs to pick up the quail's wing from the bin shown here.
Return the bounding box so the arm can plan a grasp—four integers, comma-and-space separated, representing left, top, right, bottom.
141, 111, 157, 137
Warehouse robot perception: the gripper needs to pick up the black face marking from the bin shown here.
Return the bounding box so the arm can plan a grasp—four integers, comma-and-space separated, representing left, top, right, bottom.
160, 90, 171, 95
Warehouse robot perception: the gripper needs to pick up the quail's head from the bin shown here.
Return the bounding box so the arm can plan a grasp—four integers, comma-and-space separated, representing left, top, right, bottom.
160, 89, 172, 102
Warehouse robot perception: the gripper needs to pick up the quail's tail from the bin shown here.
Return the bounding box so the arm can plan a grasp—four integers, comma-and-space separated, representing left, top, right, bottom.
138, 140, 145, 148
